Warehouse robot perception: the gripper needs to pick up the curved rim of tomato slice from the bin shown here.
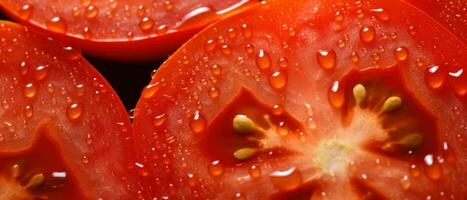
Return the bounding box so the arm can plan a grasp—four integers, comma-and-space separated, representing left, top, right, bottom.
0, 0, 258, 61
0, 20, 143, 199
133, 0, 466, 199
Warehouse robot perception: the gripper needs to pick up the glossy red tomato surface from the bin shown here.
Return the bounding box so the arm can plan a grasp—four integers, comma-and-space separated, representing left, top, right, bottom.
133, 0, 466, 199
0, 21, 144, 199
0, 0, 257, 61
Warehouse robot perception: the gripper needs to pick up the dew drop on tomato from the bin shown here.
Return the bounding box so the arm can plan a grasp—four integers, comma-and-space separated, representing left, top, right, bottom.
208, 160, 223, 176
84, 5, 99, 19
393, 46, 409, 61
241, 23, 252, 38
23, 82, 37, 98
190, 110, 206, 134
82, 26, 92, 39
369, 8, 390, 21
156, 24, 169, 35
424, 65, 445, 89
139, 17, 154, 31
63, 46, 81, 61
221, 44, 233, 55
334, 10, 344, 22
409, 164, 421, 177
33, 65, 49, 81
23, 105, 33, 118
81, 155, 89, 164
208, 87, 220, 98
351, 51, 360, 63
423, 154, 442, 180
448, 69, 466, 96
19, 61, 28, 76
210, 64, 222, 76
317, 50, 336, 70
268, 167, 303, 191
278, 57, 288, 69
271, 104, 284, 115
360, 26, 376, 43
249, 165, 261, 178
46, 16, 67, 33
142, 82, 160, 99
204, 39, 216, 52
269, 71, 287, 90
66, 103, 83, 120
164, 0, 173, 11
18, 4, 33, 20
399, 175, 411, 190
245, 43, 254, 54
153, 113, 168, 127
176, 6, 216, 30
233, 192, 246, 200
328, 80, 345, 108
227, 27, 237, 39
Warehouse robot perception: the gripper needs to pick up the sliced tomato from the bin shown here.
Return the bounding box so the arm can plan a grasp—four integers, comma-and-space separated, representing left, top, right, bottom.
403, 0, 466, 44
0, 21, 143, 199
133, 0, 466, 199
0, 0, 257, 61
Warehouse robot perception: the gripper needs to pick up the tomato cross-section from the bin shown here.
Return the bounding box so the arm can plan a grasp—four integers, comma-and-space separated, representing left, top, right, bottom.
133, 0, 466, 199
0, 0, 257, 61
0, 21, 144, 199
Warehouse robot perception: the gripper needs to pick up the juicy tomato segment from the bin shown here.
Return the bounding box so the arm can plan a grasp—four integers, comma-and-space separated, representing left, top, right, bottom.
0, 0, 257, 60
0, 21, 141, 199
134, 0, 465, 199
0, 131, 84, 199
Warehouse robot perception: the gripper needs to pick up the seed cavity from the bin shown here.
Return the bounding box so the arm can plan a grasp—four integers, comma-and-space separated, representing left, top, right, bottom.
233, 147, 258, 160
352, 84, 366, 106
381, 96, 402, 113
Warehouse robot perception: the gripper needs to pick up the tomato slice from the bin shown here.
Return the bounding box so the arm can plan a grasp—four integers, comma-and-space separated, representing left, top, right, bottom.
133, 0, 466, 199
403, 0, 466, 44
0, 21, 143, 199
0, 0, 257, 61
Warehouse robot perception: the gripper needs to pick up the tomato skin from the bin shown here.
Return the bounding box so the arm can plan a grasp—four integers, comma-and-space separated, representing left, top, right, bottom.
0, 0, 258, 61
133, 0, 466, 199
0, 21, 143, 199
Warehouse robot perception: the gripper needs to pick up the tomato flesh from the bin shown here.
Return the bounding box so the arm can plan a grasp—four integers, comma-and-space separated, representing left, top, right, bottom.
0, 132, 84, 199
133, 0, 466, 199
0, 0, 257, 61
0, 21, 142, 199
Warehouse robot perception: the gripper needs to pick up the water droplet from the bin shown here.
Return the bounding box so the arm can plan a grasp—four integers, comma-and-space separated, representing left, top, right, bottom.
156, 24, 169, 35
393, 47, 409, 61
424, 65, 445, 89
148, 114, 166, 130
85, 133, 92, 145
328, 80, 345, 108
245, 43, 254, 54
220, 44, 232, 55
190, 111, 206, 134
351, 51, 359, 63
142, 82, 160, 99
369, 8, 389, 21
232, 192, 246, 200
82, 26, 92, 39
177, 6, 216, 30
360, 26, 376, 43
187, 173, 197, 186
208, 87, 219, 98
208, 160, 223, 176
317, 50, 336, 70
271, 104, 284, 115
19, 61, 28, 76
448, 68, 466, 96
82, 156, 89, 164
278, 57, 288, 69
269, 167, 302, 191
424, 154, 442, 180
256, 50, 271, 70
164, 0, 173, 11
227, 27, 237, 38
409, 164, 421, 177
67, 103, 83, 120
84, 5, 99, 19
33, 65, 48, 81
372, 52, 381, 61
23, 105, 33, 118
211, 64, 222, 76
243, 165, 260, 180
408, 25, 417, 36
334, 11, 344, 22
23, 83, 37, 98
241, 23, 252, 38
337, 39, 345, 48
400, 175, 411, 190
46, 16, 67, 33
19, 4, 33, 20
269, 71, 287, 90
204, 39, 216, 52
139, 17, 154, 31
